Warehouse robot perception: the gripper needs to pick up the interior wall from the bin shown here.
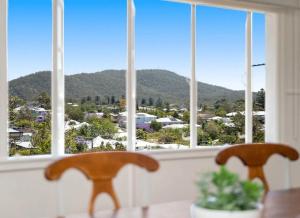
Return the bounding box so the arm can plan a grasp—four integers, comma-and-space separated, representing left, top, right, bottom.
0, 152, 289, 218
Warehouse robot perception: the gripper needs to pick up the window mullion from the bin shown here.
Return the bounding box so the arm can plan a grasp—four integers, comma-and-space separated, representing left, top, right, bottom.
127, 0, 136, 151
245, 12, 253, 143
52, 0, 65, 156
0, 0, 8, 158
190, 4, 197, 148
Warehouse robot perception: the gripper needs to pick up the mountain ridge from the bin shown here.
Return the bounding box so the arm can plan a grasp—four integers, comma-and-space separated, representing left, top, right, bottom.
9, 70, 245, 105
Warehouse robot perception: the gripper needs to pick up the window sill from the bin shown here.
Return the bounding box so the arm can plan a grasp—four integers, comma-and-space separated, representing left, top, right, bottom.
0, 146, 226, 172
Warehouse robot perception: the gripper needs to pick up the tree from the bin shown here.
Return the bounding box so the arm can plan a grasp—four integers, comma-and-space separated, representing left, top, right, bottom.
86, 96, 92, 101
66, 105, 84, 122
182, 111, 190, 123
197, 129, 210, 145
87, 117, 117, 139
81, 97, 86, 104
165, 102, 170, 112
137, 129, 147, 140
255, 88, 265, 110
18, 106, 34, 121
148, 97, 154, 106
119, 95, 126, 111
173, 111, 179, 119
214, 98, 231, 113
37, 92, 51, 110
95, 96, 101, 105
155, 98, 163, 108
150, 120, 162, 132
111, 96, 116, 105
9, 96, 25, 121
205, 121, 221, 140
31, 119, 51, 154
105, 96, 110, 105
141, 98, 146, 106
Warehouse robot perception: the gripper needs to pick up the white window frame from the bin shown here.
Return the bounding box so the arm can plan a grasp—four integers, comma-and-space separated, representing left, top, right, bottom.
0, 0, 263, 160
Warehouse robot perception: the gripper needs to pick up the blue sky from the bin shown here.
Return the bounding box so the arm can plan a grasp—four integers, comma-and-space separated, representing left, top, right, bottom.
8, 0, 265, 91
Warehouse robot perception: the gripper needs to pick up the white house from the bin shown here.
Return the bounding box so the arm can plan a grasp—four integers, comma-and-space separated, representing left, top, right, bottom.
156, 117, 184, 126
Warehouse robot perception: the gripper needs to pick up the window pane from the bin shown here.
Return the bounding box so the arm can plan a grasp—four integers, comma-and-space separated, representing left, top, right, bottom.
8, 0, 52, 156
196, 7, 246, 146
135, 0, 190, 151
64, 0, 127, 153
252, 13, 265, 143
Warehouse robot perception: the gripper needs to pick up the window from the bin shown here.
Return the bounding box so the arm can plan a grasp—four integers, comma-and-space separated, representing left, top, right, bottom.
0, 0, 266, 158
64, 0, 127, 154
196, 7, 246, 146
135, 0, 190, 150
8, 0, 52, 156
252, 13, 265, 143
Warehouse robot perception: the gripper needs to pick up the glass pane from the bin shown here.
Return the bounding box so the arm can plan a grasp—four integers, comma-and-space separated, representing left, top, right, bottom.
8, 0, 52, 156
135, 0, 190, 151
252, 13, 265, 143
196, 6, 246, 146
64, 0, 127, 153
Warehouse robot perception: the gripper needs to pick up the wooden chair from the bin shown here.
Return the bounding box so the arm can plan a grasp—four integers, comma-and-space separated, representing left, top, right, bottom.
215, 143, 299, 192
45, 151, 159, 216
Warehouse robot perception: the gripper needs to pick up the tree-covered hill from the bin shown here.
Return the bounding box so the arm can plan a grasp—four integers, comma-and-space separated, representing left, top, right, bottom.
9, 69, 245, 105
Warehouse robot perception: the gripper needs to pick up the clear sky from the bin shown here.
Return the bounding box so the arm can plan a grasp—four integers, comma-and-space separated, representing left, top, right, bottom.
8, 0, 265, 91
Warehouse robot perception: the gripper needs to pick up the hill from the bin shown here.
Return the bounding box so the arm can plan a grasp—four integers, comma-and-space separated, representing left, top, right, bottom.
9, 70, 245, 105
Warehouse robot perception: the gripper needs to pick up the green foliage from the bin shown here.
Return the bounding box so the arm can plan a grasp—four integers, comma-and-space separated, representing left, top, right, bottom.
36, 92, 51, 109
87, 117, 117, 139
66, 105, 84, 122
31, 121, 51, 154
182, 111, 190, 123
150, 120, 162, 132
137, 129, 147, 140
205, 121, 221, 140
255, 89, 265, 110
196, 166, 263, 211
197, 129, 210, 145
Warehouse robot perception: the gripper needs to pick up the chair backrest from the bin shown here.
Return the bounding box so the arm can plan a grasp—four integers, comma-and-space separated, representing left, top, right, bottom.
215, 143, 299, 192
45, 151, 159, 216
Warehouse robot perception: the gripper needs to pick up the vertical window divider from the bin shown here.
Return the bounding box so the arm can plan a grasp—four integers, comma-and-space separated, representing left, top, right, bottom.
190, 4, 197, 148
0, 0, 8, 158
245, 11, 253, 143
52, 0, 65, 156
127, 0, 136, 152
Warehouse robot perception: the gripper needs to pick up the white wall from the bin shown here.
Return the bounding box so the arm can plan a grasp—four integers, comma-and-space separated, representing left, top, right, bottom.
0, 149, 292, 218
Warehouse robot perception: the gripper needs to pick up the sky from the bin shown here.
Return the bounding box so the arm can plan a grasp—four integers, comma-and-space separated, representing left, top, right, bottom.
8, 0, 265, 91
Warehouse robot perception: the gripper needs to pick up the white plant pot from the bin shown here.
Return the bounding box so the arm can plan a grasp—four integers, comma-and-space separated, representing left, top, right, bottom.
190, 204, 263, 218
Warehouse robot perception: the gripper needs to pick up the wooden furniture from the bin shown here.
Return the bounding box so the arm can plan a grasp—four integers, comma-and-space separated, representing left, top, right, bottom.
60, 188, 300, 218
215, 143, 299, 192
263, 188, 300, 218
45, 152, 159, 217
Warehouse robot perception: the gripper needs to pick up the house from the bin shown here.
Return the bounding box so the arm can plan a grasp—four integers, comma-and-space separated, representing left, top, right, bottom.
156, 117, 184, 126
84, 112, 104, 120
65, 120, 90, 132
118, 112, 157, 130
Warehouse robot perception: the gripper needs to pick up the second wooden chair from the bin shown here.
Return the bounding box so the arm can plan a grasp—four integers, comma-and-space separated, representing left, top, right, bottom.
215, 143, 299, 192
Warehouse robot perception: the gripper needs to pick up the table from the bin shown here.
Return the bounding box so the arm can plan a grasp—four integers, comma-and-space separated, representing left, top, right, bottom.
263, 188, 300, 218
64, 188, 300, 218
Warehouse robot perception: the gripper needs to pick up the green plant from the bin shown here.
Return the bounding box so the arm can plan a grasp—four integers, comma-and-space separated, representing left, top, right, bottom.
196, 166, 263, 211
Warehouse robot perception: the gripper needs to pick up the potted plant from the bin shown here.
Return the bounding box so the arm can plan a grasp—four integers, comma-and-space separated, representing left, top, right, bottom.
191, 166, 264, 218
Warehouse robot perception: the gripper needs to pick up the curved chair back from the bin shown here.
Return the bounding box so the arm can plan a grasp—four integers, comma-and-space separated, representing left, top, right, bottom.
45, 151, 159, 216
216, 143, 299, 192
